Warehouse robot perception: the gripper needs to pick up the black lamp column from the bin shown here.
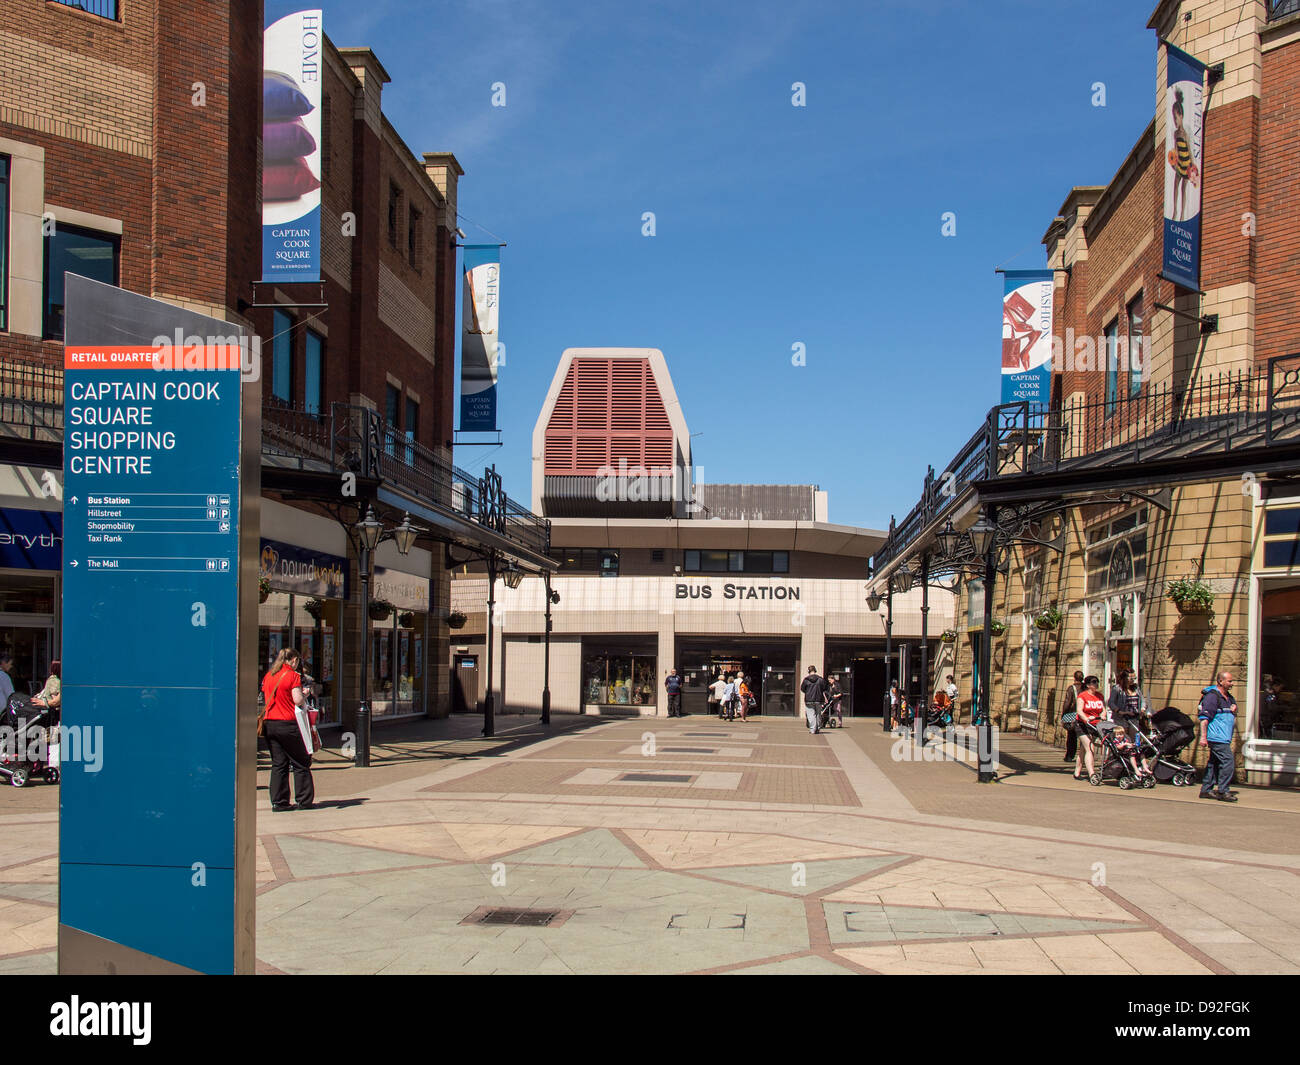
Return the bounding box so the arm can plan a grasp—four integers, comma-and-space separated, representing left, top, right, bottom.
542, 571, 553, 726
484, 550, 496, 738
883, 583, 894, 732
976, 507, 998, 782
356, 538, 373, 768
917, 552, 930, 746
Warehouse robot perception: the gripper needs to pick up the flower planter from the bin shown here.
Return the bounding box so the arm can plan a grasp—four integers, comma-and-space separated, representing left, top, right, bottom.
939, 631, 957, 644
398, 611, 415, 628
368, 600, 393, 622
1174, 599, 1212, 616
1034, 618, 1058, 631
446, 612, 467, 630
303, 598, 325, 621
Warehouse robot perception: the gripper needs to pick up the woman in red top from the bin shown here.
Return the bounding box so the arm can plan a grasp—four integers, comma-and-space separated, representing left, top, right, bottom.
261, 648, 315, 810
1074, 674, 1106, 781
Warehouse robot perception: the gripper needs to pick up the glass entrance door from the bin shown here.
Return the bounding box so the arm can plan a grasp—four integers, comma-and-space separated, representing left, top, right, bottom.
0, 619, 54, 700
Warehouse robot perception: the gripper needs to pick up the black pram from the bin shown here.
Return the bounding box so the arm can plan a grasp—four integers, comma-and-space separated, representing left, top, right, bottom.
1144, 707, 1198, 786
0, 694, 61, 788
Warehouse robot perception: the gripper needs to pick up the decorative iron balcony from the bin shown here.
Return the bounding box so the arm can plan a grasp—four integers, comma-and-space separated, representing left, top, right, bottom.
873, 354, 1300, 571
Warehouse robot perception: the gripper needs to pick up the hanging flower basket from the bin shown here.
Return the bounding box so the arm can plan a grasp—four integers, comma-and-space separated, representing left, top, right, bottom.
446, 610, 468, 630
398, 611, 415, 628
368, 599, 394, 622
939, 629, 957, 644
258, 576, 271, 604
303, 597, 325, 621
1167, 577, 1213, 616
990, 620, 1008, 637
1034, 605, 1063, 632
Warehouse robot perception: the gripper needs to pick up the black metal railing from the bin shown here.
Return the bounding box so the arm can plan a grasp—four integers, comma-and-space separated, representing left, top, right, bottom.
49, 0, 119, 19
0, 357, 63, 440
874, 356, 1300, 571
1270, 0, 1300, 21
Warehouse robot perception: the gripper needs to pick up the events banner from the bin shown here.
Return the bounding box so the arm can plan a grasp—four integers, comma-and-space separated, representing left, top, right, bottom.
1001, 270, 1054, 405
262, 9, 323, 283
460, 245, 500, 431
1162, 43, 1206, 291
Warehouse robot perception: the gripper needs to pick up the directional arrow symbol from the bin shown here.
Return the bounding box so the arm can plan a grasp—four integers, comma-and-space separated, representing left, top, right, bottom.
70, 496, 79, 505
70, 559, 79, 567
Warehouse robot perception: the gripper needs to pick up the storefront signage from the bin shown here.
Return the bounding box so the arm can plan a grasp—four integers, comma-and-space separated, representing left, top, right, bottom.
675, 582, 800, 601
259, 537, 347, 598
1001, 270, 1054, 405
374, 565, 429, 612
262, 9, 323, 283
0, 507, 62, 569
60, 276, 250, 975
1161, 43, 1206, 291
459, 244, 500, 431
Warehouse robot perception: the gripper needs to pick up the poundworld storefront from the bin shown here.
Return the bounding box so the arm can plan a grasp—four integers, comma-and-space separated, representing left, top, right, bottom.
450, 572, 953, 719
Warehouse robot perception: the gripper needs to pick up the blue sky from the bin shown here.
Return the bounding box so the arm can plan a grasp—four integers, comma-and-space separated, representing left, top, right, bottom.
314, 0, 1160, 530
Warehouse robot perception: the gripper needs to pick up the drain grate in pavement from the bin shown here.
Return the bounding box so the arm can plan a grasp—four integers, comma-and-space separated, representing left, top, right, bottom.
460, 906, 574, 928
620, 772, 694, 783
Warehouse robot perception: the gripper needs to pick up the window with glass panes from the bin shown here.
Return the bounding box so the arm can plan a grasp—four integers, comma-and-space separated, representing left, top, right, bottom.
1104, 318, 1119, 416
305, 330, 323, 415
272, 309, 293, 402
1126, 294, 1143, 399
43, 223, 119, 339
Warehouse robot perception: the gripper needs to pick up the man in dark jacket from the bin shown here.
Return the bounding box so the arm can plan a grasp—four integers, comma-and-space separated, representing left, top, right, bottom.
664, 668, 682, 717
801, 666, 828, 734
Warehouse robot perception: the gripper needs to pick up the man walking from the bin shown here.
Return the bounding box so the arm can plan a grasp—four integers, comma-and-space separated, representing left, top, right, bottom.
801, 665, 828, 734
664, 668, 683, 718
1198, 671, 1239, 802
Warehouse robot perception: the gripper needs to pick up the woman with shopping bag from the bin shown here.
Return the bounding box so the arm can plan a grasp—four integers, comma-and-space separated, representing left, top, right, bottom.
260, 648, 316, 811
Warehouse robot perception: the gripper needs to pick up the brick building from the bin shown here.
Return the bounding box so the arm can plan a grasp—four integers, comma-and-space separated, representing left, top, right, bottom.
939, 0, 1300, 784
0, 0, 484, 729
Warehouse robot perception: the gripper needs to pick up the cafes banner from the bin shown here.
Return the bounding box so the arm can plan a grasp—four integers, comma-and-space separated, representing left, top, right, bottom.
459, 244, 500, 431
1000, 270, 1054, 405
1162, 43, 1206, 291
262, 9, 323, 282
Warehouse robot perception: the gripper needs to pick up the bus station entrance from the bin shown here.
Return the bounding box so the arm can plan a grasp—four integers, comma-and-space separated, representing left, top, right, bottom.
677, 638, 798, 716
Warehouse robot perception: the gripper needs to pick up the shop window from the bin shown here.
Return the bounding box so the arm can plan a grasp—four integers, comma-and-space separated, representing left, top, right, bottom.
257, 591, 344, 727
1126, 294, 1143, 399
582, 652, 656, 708
599, 549, 619, 577
1262, 507, 1300, 569
385, 384, 400, 456
408, 205, 421, 268
304, 330, 323, 416
1261, 586, 1300, 740
43, 223, 120, 339
1103, 317, 1119, 416
370, 607, 427, 718
272, 309, 293, 403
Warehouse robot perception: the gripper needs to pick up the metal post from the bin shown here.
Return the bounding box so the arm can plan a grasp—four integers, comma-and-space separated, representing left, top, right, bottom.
882, 585, 893, 732
356, 543, 372, 768
484, 551, 496, 738
542, 571, 552, 725
978, 507, 997, 782
917, 553, 930, 747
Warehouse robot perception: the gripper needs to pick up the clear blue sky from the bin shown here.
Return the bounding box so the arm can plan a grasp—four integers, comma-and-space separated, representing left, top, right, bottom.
315, 0, 1159, 530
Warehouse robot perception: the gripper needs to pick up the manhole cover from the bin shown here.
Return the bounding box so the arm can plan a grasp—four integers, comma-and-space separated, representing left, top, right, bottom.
460, 906, 573, 928
620, 772, 693, 783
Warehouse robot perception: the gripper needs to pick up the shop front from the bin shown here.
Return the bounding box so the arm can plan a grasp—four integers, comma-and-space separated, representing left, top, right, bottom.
369, 564, 429, 719
258, 537, 348, 725
582, 637, 657, 713
0, 505, 62, 699
1247, 495, 1300, 785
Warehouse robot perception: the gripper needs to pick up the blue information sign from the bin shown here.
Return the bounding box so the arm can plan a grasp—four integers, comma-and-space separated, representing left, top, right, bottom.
59, 276, 248, 974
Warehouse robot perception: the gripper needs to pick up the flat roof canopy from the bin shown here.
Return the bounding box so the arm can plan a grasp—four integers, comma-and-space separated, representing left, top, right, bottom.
548, 518, 885, 558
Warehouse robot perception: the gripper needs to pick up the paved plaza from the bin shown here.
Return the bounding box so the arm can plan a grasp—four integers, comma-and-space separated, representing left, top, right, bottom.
3, 714, 1299, 975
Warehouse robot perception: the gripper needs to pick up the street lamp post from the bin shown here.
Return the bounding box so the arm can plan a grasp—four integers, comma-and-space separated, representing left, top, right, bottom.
970, 508, 998, 782
917, 552, 930, 747
484, 550, 497, 738
868, 578, 896, 732
542, 574, 559, 726
353, 507, 420, 768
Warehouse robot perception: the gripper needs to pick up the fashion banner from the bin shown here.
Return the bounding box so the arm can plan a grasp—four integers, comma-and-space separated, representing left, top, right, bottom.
1162, 43, 1206, 291
460, 244, 500, 431
1001, 270, 1054, 405
262, 9, 323, 283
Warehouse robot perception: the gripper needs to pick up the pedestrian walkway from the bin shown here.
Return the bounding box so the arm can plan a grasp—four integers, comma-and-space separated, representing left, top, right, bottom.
2, 714, 1298, 974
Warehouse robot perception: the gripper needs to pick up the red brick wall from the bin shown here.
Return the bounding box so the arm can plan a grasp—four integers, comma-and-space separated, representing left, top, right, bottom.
1258, 37, 1300, 362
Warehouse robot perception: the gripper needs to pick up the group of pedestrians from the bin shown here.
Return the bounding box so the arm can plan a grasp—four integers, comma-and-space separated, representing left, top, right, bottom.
707, 671, 754, 721
1060, 666, 1240, 801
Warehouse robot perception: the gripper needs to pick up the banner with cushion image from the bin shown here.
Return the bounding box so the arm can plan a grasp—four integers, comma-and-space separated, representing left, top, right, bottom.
262, 10, 322, 283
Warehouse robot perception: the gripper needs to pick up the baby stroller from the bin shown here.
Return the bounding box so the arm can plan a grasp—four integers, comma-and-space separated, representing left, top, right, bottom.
0, 694, 61, 788
1144, 708, 1199, 786
818, 692, 844, 729
1082, 716, 1155, 789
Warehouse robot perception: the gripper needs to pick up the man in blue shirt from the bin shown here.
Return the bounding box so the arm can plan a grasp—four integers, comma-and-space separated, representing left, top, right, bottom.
1198, 671, 1238, 802
664, 668, 682, 718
